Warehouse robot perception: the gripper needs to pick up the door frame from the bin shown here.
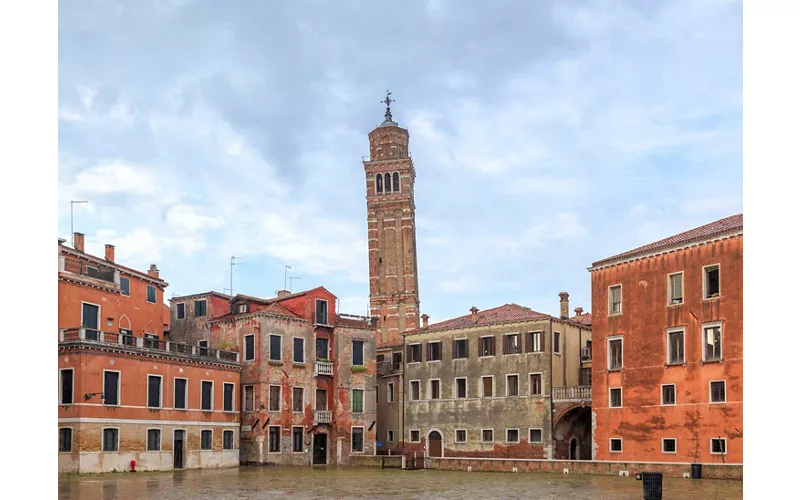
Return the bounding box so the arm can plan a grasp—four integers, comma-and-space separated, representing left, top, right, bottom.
312, 433, 328, 465
173, 429, 186, 469
426, 428, 444, 458
570, 437, 579, 460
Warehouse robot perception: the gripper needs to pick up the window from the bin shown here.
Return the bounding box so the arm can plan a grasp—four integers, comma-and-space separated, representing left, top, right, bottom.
269, 385, 281, 411
668, 273, 683, 304
426, 341, 442, 361
353, 340, 365, 366
316, 389, 327, 410
146, 285, 156, 304
704, 265, 720, 299
59, 428, 72, 452
223, 430, 234, 450
553, 332, 561, 354
387, 382, 395, 403
506, 429, 519, 443
409, 381, 420, 401
610, 388, 622, 408
392, 172, 400, 192
482, 376, 494, 398
120, 277, 130, 297
711, 438, 726, 454
244, 385, 254, 412
479, 336, 496, 356
270, 335, 282, 362
391, 352, 402, 371
662, 438, 677, 454
292, 387, 304, 412
293, 338, 304, 364
269, 426, 280, 452
579, 368, 592, 386
482, 429, 494, 443
662, 384, 676, 406
710, 381, 726, 403
608, 338, 623, 371
223, 383, 234, 412
103, 371, 120, 406
315, 298, 328, 325
292, 427, 303, 452
503, 333, 521, 355
237, 303, 249, 314
174, 378, 187, 410
455, 429, 467, 443
387, 430, 395, 442
352, 427, 364, 453
529, 429, 543, 443
526, 331, 544, 352
194, 299, 207, 316
147, 429, 161, 451
609, 285, 622, 314
410, 430, 420, 442
102, 428, 119, 452
506, 375, 519, 397
316, 337, 329, 360
667, 329, 685, 364
455, 378, 467, 399
201, 430, 212, 450
375, 174, 383, 193
352, 389, 364, 413
407, 344, 422, 363
198, 340, 209, 355
703, 325, 722, 361
453, 339, 468, 359
81, 303, 100, 338
201, 381, 213, 411
147, 375, 162, 408
529, 373, 542, 395
176, 303, 185, 319
144, 333, 159, 349
384, 173, 391, 193
245, 335, 255, 361
60, 369, 74, 405
430, 380, 441, 400
610, 438, 622, 452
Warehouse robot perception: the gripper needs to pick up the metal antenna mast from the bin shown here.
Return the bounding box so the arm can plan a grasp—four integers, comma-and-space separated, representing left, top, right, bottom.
224, 256, 243, 297
284, 265, 292, 291
289, 276, 301, 293
70, 200, 88, 237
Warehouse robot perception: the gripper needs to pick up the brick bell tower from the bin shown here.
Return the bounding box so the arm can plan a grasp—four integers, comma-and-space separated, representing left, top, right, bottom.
364, 91, 421, 346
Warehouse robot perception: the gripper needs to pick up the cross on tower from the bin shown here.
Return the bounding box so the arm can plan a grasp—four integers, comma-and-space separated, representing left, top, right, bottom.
382, 90, 394, 122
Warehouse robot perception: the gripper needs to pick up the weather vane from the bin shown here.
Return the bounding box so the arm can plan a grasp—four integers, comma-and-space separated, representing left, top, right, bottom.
382, 90, 394, 122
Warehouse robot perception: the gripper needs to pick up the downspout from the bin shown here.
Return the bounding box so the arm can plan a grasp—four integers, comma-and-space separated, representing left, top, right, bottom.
549, 317, 554, 460
401, 336, 406, 455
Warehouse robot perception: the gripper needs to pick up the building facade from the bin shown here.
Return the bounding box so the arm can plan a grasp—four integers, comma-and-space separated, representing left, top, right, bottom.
589, 214, 743, 464
167, 291, 233, 346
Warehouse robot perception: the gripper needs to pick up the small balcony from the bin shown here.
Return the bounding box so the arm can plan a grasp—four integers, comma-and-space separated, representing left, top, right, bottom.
314, 360, 333, 377
60, 258, 119, 285
552, 386, 592, 403
314, 410, 333, 424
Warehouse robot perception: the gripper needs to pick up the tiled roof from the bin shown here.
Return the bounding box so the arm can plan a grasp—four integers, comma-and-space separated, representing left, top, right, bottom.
171, 291, 231, 301
591, 214, 743, 268
378, 337, 405, 349
60, 245, 168, 286
211, 302, 302, 322
336, 314, 375, 330
232, 287, 329, 305
571, 312, 592, 326
408, 304, 550, 334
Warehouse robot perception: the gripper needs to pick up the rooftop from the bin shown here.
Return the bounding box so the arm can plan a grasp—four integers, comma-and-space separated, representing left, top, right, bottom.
406, 303, 551, 335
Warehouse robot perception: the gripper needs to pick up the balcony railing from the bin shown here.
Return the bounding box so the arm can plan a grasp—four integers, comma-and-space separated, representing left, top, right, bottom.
315, 361, 333, 377
62, 259, 118, 284
552, 386, 592, 402
377, 360, 402, 377
314, 410, 333, 424
59, 327, 240, 364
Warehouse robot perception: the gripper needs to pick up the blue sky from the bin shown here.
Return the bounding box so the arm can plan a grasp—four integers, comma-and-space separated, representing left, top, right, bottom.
57, 0, 742, 323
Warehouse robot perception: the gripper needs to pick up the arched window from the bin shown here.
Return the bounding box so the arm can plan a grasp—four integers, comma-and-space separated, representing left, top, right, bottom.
392, 172, 400, 193
376, 174, 383, 193
384, 173, 391, 193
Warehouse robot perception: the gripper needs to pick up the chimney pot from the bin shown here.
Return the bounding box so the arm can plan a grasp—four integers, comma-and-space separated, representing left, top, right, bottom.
574, 307, 584, 316
421, 314, 429, 329
73, 232, 85, 252
559, 292, 569, 320
104, 244, 115, 263
277, 290, 290, 299
470, 306, 479, 323
147, 264, 159, 279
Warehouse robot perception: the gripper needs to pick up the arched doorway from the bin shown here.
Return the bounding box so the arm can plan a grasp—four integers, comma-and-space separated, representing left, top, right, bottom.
427, 430, 443, 458
553, 405, 592, 460
570, 438, 579, 460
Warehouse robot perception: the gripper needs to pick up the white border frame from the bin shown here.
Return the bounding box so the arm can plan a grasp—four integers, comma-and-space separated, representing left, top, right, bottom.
607, 335, 624, 371
608, 284, 622, 316
387, 381, 395, 403
292, 386, 304, 413
505, 428, 520, 444
481, 428, 494, 443
662, 437, 677, 454
102, 369, 121, 406
102, 426, 120, 452
194, 298, 208, 316
351, 426, 366, 454
409, 429, 421, 443
453, 337, 469, 360
80, 300, 101, 331
409, 380, 421, 401
291, 426, 305, 453
702, 322, 724, 362
529, 428, 543, 443
529, 372, 544, 396
502, 332, 522, 356
609, 437, 623, 453
120, 276, 131, 297
426, 428, 444, 458
506, 373, 520, 398
667, 271, 684, 306
269, 334, 283, 362
268, 384, 282, 412
407, 342, 422, 364
146, 374, 163, 409
352, 388, 364, 414
146, 428, 162, 452
146, 284, 157, 304
222, 382, 235, 413
661, 383, 677, 406
173, 429, 187, 467
352, 338, 366, 366
709, 379, 727, 404
292, 336, 305, 364
609, 387, 623, 408
175, 301, 185, 319
429, 378, 441, 400
481, 375, 494, 398
479, 335, 495, 358
243, 384, 255, 412
553, 331, 562, 355
666, 327, 686, 365
454, 377, 468, 399
702, 263, 722, 300
526, 330, 545, 353
710, 437, 727, 455
200, 428, 214, 451
201, 380, 214, 412
454, 428, 468, 444
426, 340, 443, 363
314, 298, 329, 325
174, 377, 188, 410
223, 429, 235, 451
59, 368, 74, 405
267, 425, 282, 453
244, 334, 255, 362
387, 429, 395, 443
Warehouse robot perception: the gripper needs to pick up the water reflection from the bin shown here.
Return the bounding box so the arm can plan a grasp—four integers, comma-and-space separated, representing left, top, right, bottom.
59, 466, 743, 500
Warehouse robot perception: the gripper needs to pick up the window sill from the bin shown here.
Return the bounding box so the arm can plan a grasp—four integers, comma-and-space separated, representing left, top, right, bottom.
667, 302, 684, 308
554, 352, 562, 356
147, 407, 162, 410
268, 360, 283, 366
503, 353, 522, 356
244, 359, 255, 363
351, 366, 367, 373
608, 368, 623, 373
709, 400, 727, 405
608, 312, 623, 318
293, 362, 306, 367
427, 360, 442, 363
201, 409, 213, 412
703, 296, 721, 302
701, 359, 723, 364
665, 362, 686, 367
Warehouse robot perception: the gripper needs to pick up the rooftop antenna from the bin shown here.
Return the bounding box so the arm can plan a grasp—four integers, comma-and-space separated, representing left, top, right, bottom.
70, 200, 88, 238
289, 276, 301, 293
223, 256, 243, 297
284, 265, 292, 291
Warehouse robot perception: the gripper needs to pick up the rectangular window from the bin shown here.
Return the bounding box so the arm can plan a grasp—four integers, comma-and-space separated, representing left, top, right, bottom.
174, 378, 187, 410
244, 385, 254, 412
667, 329, 685, 364
529, 373, 542, 395
526, 331, 544, 352
407, 344, 422, 363
269, 385, 281, 412
237, 303, 249, 314
201, 381, 213, 411
506, 374, 519, 397
201, 430, 212, 450
60, 369, 74, 405
710, 381, 726, 403
103, 371, 120, 406
529, 428, 543, 443
668, 273, 683, 304
245, 335, 255, 361
610, 438, 623, 452
223, 430, 234, 450
292, 387, 304, 412
316, 389, 327, 410
120, 277, 130, 297
409, 381, 420, 401
270, 335, 282, 362
176, 303, 185, 319
194, 299, 207, 316
292, 427, 303, 452
147, 375, 162, 408
579, 368, 592, 386
146, 285, 156, 304
703, 325, 722, 361
198, 340, 209, 356
482, 429, 494, 443
482, 376, 494, 398
662, 438, 677, 454
609, 285, 622, 314
426, 341, 442, 361
102, 428, 119, 452
610, 388, 622, 408
59, 428, 72, 452
316, 337, 329, 360
388, 430, 395, 442
711, 438, 726, 454
479, 336, 496, 356
269, 426, 281, 452
430, 380, 441, 400
352, 389, 364, 413
503, 333, 521, 355
293, 338, 304, 364
410, 430, 420, 442
81, 302, 99, 338
387, 382, 395, 403
353, 340, 365, 366
455, 429, 467, 443
315, 298, 328, 325
553, 332, 561, 354
455, 378, 467, 399
453, 338, 468, 359
704, 265, 720, 298
662, 384, 676, 406
506, 429, 519, 443
223, 383, 234, 412
147, 429, 161, 451
391, 352, 402, 371
608, 338, 623, 371
351, 427, 364, 453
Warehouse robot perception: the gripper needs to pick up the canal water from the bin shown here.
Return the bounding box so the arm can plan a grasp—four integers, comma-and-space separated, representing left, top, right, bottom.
58, 466, 743, 500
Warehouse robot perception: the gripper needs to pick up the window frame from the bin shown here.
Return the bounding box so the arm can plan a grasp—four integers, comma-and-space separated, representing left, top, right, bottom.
293, 337, 305, 364
609, 387, 623, 408
244, 334, 255, 362
407, 343, 422, 364
668, 272, 684, 305
703, 264, 721, 300
351, 426, 365, 454
223, 430, 235, 450
292, 426, 304, 453
553, 331, 561, 355
146, 285, 157, 304
455, 377, 468, 399
710, 438, 727, 455
529, 428, 543, 443
59, 427, 73, 453
454, 429, 468, 444
529, 372, 543, 396
147, 374, 163, 409
662, 438, 677, 454
453, 338, 468, 359
661, 384, 676, 406
146, 428, 162, 452
429, 379, 441, 400
481, 429, 494, 443
102, 427, 120, 452
268, 426, 281, 453
174, 378, 188, 410
292, 386, 304, 413
200, 429, 213, 451
352, 339, 365, 366
608, 284, 622, 315
478, 335, 496, 357
387, 430, 395, 443
505, 428, 520, 444
481, 375, 494, 398
352, 388, 364, 413
503, 332, 522, 355
409, 380, 421, 401
315, 298, 329, 325
506, 373, 520, 398
120, 276, 130, 297
526, 330, 544, 353
702, 322, 723, 362
244, 384, 255, 413
608, 336, 624, 371
609, 438, 623, 453
176, 302, 185, 319
268, 384, 282, 412
410, 429, 421, 443
60, 368, 74, 405
201, 380, 214, 411
269, 334, 282, 362
666, 327, 686, 365
194, 299, 207, 317
223, 382, 235, 413
103, 370, 121, 406
426, 340, 442, 362
387, 382, 395, 403
710, 380, 727, 404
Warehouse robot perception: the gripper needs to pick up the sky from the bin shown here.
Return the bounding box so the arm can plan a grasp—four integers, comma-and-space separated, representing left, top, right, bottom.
57, 0, 742, 324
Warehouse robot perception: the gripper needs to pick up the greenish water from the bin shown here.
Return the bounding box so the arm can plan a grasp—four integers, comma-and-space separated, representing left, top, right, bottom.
58, 466, 743, 500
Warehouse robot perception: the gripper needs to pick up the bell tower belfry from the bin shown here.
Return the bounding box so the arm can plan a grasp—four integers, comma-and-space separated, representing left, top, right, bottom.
363, 91, 421, 346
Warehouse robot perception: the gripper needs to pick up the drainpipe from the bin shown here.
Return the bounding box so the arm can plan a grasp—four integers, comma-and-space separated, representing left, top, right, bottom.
549, 318, 554, 460
401, 337, 406, 456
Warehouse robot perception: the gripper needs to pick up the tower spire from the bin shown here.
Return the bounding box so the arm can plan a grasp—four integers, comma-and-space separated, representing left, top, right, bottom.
380, 90, 397, 126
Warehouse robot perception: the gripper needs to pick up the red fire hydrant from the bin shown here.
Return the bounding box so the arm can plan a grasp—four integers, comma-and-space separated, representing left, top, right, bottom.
130, 460, 136, 472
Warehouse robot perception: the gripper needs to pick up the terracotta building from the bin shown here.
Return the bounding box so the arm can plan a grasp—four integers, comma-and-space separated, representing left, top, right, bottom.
589, 214, 743, 464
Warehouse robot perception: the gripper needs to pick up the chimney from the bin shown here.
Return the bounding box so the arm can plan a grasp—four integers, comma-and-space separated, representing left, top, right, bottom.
58, 238, 66, 246
421, 314, 429, 329
559, 292, 569, 320
470, 306, 479, 324
574, 307, 584, 317
277, 290, 290, 299
104, 244, 115, 263
73, 232, 85, 252
148, 264, 159, 279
